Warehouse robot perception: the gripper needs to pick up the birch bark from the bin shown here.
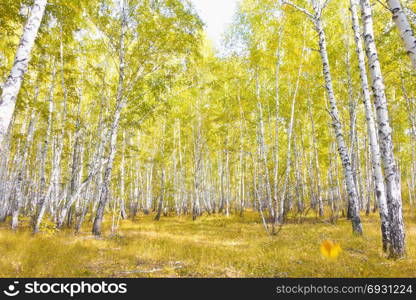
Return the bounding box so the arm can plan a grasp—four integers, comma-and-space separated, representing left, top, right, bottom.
273, 26, 283, 224
11, 106, 37, 230
308, 99, 324, 216
350, 0, 390, 250
57, 80, 83, 228
280, 27, 306, 221
282, 0, 363, 233
360, 0, 405, 257
256, 72, 273, 220
33, 64, 56, 233
386, 0, 416, 69
92, 0, 128, 236
0, 0, 47, 146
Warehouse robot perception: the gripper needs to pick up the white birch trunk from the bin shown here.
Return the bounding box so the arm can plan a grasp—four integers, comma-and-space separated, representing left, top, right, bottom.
360, 0, 405, 257
280, 28, 306, 222
309, 99, 324, 216
119, 130, 127, 220
92, 0, 128, 235
0, 0, 47, 146
386, 0, 416, 69
155, 120, 166, 221
33, 64, 56, 233
273, 26, 283, 225
11, 106, 37, 230
56, 81, 83, 228
256, 72, 273, 220
283, 0, 362, 234
314, 12, 363, 234
350, 0, 391, 250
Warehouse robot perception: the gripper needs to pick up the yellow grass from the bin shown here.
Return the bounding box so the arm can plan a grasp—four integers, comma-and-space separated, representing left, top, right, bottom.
0, 211, 415, 277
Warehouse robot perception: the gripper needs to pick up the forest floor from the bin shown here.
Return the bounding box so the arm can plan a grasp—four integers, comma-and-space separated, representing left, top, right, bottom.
0, 210, 415, 278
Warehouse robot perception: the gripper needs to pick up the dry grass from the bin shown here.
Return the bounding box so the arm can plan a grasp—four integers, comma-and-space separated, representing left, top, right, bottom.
0, 210, 415, 278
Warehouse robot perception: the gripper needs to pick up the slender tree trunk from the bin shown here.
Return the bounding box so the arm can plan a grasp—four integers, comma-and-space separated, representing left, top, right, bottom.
293, 136, 304, 213
218, 151, 225, 213
145, 160, 153, 215
119, 130, 128, 220
314, 14, 362, 234
364, 137, 372, 216
345, 33, 360, 216
253, 152, 270, 234
225, 147, 231, 217
308, 99, 324, 216
154, 169, 165, 221
47, 29, 69, 221
280, 28, 306, 222
57, 81, 83, 228
33, 64, 56, 233
155, 121, 166, 221
273, 26, 283, 226
192, 115, 202, 220
11, 105, 37, 230
92, 0, 128, 236
237, 90, 246, 216
256, 71, 273, 220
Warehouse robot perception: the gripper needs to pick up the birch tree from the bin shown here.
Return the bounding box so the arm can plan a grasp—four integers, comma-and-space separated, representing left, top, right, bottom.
92, 0, 128, 236
283, 0, 363, 234
360, 0, 406, 257
280, 27, 306, 222
0, 0, 47, 146
386, 0, 416, 69
350, 0, 391, 251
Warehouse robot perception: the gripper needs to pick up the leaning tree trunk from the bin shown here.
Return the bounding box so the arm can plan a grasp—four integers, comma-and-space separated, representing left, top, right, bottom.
0, 115, 14, 222
0, 0, 47, 146
75, 110, 110, 231
314, 16, 363, 234
92, 0, 128, 236
92, 97, 125, 236
360, 0, 405, 257
350, 0, 391, 251
386, 0, 416, 69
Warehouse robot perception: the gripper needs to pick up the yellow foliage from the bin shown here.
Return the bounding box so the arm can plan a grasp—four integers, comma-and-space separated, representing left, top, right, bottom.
320, 240, 342, 259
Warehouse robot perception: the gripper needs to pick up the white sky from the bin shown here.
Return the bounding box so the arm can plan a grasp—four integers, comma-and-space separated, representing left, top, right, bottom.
190, 0, 239, 50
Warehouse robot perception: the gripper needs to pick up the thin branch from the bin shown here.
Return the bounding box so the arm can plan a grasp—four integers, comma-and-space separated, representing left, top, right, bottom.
321, 0, 331, 11
375, 0, 392, 12
318, 0, 331, 18
281, 0, 315, 20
